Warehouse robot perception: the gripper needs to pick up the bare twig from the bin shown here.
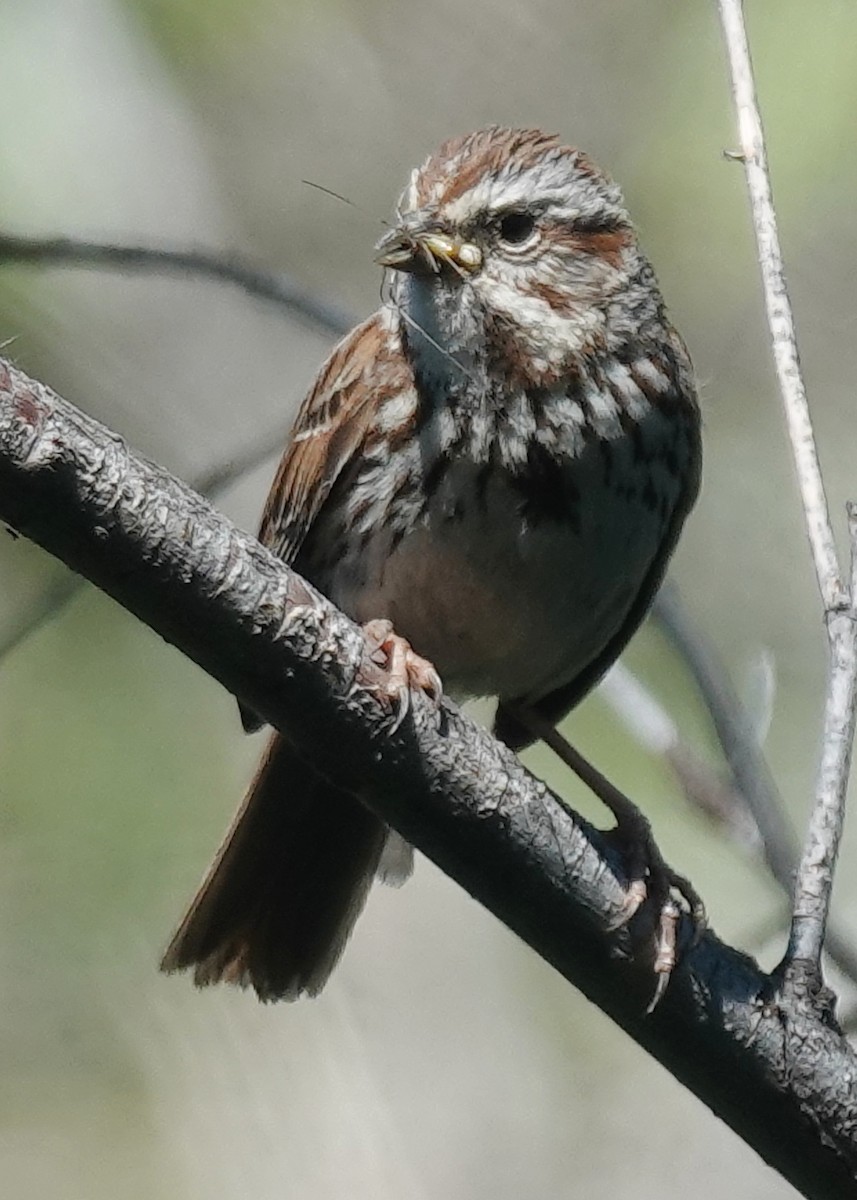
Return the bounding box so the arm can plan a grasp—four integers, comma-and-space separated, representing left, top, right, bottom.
0, 231, 353, 337
716, 0, 857, 975
1, 356, 857, 1195
652, 584, 797, 883
715, 4, 843, 610
599, 660, 759, 847
790, 512, 857, 965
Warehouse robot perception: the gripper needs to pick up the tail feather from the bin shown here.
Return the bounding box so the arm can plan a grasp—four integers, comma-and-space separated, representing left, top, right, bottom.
161, 732, 388, 1001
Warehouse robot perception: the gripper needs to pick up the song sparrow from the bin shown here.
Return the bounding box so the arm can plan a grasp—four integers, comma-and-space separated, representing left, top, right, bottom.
162, 127, 701, 1001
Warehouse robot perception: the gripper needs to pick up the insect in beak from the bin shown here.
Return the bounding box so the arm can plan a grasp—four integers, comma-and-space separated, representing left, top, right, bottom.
375, 227, 482, 277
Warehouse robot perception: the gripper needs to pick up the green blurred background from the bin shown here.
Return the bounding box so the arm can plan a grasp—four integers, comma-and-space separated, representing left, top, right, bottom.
2, 1, 857, 1196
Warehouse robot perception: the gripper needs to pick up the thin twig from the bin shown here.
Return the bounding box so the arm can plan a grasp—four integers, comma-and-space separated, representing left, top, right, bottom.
652, 584, 796, 883
716, 0, 857, 973
599, 659, 760, 847
0, 232, 353, 337
715, 2, 843, 611
788, 512, 857, 965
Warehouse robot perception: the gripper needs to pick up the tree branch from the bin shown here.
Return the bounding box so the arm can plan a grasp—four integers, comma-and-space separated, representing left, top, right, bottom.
0, 231, 353, 337
715, 6, 842, 609
716, 0, 857, 975
1, 361, 857, 1196
793, 515, 857, 965
652, 583, 797, 884
0, 228, 353, 660
600, 659, 761, 847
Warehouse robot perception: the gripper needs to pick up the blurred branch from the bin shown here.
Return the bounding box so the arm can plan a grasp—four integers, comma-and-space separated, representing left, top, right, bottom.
1, 360, 857, 1200
0, 569, 84, 661
652, 584, 797, 881
599, 659, 760, 847
0, 231, 352, 337
717, 0, 857, 980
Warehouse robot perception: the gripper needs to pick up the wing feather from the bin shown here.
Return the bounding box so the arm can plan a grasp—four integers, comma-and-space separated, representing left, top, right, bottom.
258, 312, 408, 566
239, 311, 410, 733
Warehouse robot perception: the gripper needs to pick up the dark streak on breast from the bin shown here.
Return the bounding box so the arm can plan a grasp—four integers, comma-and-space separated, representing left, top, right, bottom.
504, 438, 582, 531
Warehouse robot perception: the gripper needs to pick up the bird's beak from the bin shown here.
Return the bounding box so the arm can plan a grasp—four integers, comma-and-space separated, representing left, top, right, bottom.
374, 226, 482, 276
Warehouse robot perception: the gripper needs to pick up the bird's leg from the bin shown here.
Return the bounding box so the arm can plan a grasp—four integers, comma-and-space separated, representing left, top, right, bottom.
507, 702, 705, 1006
362, 619, 443, 731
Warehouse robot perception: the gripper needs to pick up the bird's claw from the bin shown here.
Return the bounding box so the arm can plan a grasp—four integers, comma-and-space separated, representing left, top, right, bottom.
362, 619, 443, 732
604, 818, 707, 1011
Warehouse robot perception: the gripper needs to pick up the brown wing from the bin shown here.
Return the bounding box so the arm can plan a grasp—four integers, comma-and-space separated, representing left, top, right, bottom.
241, 310, 409, 732
257, 311, 403, 565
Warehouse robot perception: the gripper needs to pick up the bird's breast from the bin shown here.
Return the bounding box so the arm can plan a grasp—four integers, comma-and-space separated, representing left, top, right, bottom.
325, 401, 691, 705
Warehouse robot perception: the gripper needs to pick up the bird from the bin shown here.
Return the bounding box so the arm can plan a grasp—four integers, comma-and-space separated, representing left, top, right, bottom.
161, 126, 701, 1001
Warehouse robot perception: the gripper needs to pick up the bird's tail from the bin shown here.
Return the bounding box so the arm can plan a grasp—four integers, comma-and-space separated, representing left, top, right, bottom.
161, 731, 392, 1001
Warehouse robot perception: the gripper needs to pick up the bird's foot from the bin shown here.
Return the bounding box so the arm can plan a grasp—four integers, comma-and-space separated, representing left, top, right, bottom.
502, 703, 706, 1010
362, 619, 443, 731
604, 810, 706, 1010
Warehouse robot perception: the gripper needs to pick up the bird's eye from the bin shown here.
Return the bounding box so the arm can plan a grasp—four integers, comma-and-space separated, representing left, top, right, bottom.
497, 210, 537, 245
